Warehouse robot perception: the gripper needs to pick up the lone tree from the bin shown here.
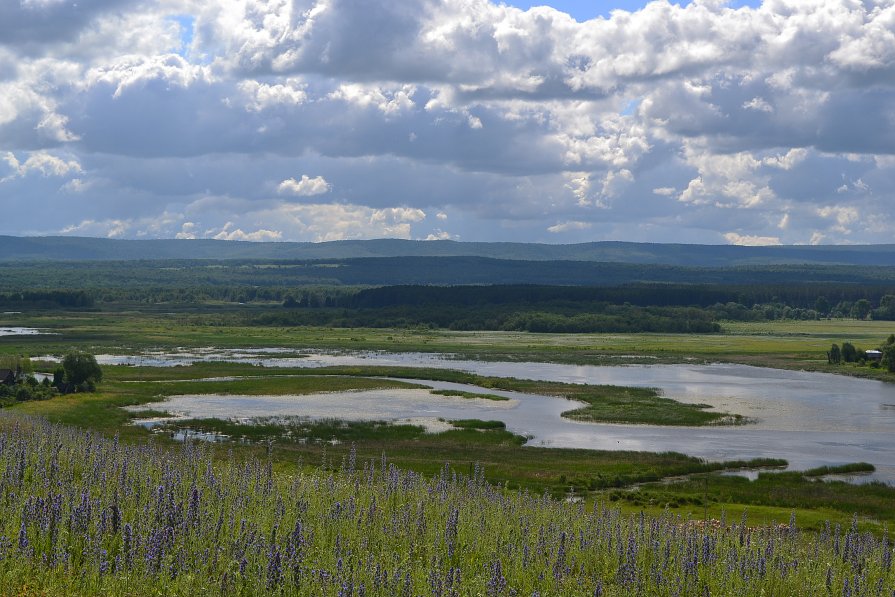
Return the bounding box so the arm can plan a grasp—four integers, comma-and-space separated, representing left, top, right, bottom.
883, 344, 895, 373
62, 352, 103, 391
828, 343, 841, 364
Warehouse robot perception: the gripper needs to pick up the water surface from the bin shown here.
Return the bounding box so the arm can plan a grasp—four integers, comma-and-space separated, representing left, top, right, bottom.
0, 327, 51, 337
82, 347, 895, 483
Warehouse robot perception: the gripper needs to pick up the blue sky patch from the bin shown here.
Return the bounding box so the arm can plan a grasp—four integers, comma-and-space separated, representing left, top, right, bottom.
504, 0, 762, 21
168, 14, 195, 57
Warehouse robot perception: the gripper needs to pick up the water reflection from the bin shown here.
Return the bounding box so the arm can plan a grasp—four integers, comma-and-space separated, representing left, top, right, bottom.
58, 346, 895, 484
122, 363, 895, 484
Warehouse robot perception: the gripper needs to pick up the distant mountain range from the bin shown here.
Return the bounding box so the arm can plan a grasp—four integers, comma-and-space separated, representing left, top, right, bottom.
2, 235, 895, 267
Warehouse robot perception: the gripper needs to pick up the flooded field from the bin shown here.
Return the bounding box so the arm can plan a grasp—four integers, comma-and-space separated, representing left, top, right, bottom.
112, 348, 895, 484
0, 327, 52, 337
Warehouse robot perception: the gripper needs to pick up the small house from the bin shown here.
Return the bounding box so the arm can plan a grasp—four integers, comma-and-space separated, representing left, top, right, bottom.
0, 369, 15, 386
865, 349, 883, 362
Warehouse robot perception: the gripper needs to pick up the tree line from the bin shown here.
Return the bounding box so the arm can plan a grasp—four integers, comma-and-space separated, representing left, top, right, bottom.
0, 353, 103, 406
827, 335, 895, 372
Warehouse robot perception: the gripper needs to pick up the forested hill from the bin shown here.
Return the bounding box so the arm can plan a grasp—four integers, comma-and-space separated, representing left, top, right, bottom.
3, 235, 895, 266
2, 257, 895, 290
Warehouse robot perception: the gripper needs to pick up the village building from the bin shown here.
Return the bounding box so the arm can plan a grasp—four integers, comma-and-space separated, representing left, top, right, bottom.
0, 369, 16, 385
865, 349, 883, 362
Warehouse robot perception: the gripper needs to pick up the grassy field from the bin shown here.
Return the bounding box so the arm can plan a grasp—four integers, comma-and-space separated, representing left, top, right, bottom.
2, 418, 891, 596
5, 310, 894, 375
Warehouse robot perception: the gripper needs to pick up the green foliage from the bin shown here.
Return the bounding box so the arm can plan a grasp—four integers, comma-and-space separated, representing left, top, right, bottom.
449, 419, 507, 430
852, 298, 872, 320
827, 343, 841, 364
61, 351, 103, 389
0, 379, 56, 404
626, 466, 895, 522
882, 344, 895, 373
801, 462, 875, 477
874, 295, 895, 320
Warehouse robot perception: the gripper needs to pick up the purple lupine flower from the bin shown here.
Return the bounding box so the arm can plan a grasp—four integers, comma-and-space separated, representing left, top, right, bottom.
445, 508, 459, 560
122, 523, 133, 569
553, 531, 567, 580
486, 560, 507, 596
99, 549, 109, 576
267, 542, 282, 588
17, 520, 28, 551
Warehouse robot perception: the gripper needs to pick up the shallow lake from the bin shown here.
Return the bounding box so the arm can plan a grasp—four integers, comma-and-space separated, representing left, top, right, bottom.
114, 348, 895, 484
0, 327, 51, 337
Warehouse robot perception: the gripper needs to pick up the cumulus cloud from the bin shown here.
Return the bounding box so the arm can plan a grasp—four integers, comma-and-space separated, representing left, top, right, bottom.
277, 175, 331, 196
2, 151, 81, 181
425, 229, 457, 240
263, 203, 427, 242
60, 218, 130, 238
723, 232, 782, 246
547, 220, 592, 233
210, 222, 283, 242
2, 0, 895, 244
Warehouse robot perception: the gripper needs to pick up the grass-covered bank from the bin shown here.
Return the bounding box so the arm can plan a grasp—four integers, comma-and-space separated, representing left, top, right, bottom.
0, 417, 892, 596
611, 465, 894, 529
5, 310, 895, 381
145, 415, 781, 496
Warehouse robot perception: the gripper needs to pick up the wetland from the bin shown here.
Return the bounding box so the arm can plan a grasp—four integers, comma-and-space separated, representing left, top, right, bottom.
5, 308, 895, 533
114, 350, 895, 483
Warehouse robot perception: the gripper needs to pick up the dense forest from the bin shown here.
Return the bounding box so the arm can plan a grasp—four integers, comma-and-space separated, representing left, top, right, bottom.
4, 257, 895, 290
5, 257, 895, 333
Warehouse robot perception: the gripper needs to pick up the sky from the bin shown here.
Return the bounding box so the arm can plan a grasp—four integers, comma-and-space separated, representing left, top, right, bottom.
1, 0, 894, 246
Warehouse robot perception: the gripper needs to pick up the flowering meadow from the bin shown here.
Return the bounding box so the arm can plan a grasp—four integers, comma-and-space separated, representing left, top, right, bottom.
0, 417, 892, 596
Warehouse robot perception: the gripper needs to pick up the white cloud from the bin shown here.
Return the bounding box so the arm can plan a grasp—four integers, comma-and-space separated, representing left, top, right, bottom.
84, 54, 212, 99
817, 205, 860, 234
425, 229, 456, 241
271, 204, 426, 242
547, 220, 592, 233
277, 175, 331, 197
210, 222, 282, 242
652, 187, 676, 196
238, 78, 307, 112
742, 97, 773, 113
723, 232, 782, 246
60, 178, 91, 193
175, 221, 197, 239
61, 218, 130, 238
2, 151, 81, 181
329, 83, 416, 115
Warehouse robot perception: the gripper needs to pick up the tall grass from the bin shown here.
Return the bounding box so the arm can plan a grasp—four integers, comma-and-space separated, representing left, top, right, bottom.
0, 415, 891, 596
